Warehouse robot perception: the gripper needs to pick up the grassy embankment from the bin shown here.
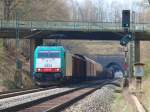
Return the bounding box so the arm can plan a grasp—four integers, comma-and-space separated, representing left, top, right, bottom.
138, 42, 150, 112
112, 59, 150, 112
0, 40, 34, 91
111, 93, 134, 112
139, 59, 150, 112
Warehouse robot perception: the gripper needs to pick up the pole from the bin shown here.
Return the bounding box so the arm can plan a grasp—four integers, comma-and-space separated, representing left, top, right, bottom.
16, 10, 22, 88
129, 10, 135, 78
124, 46, 128, 77
124, 45, 129, 87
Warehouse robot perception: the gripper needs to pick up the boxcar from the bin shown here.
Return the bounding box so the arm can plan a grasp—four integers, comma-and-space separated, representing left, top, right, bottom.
84, 57, 103, 80
74, 54, 86, 81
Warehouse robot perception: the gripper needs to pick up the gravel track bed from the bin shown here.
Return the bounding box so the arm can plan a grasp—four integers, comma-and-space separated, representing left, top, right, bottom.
0, 87, 75, 110
63, 84, 118, 112
0, 81, 104, 110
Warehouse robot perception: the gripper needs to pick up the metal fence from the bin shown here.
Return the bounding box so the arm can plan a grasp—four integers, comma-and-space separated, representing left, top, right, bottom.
0, 19, 150, 31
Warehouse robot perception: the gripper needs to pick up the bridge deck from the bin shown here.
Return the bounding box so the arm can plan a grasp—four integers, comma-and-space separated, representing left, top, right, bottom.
0, 20, 150, 40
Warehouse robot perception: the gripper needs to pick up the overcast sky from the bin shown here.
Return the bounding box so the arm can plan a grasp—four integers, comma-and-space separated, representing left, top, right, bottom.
76, 0, 149, 12
71, 0, 150, 22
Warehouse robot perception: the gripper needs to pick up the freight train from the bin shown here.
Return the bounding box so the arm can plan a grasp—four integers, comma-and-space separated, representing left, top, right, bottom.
33, 46, 103, 86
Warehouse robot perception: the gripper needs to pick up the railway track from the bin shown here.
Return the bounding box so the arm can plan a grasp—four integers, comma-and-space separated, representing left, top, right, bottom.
1, 80, 116, 112
19, 85, 101, 112
0, 86, 58, 99
0, 79, 121, 112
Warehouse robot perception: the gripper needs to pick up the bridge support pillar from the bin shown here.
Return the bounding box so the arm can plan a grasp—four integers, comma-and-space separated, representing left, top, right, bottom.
30, 39, 43, 76
134, 41, 140, 63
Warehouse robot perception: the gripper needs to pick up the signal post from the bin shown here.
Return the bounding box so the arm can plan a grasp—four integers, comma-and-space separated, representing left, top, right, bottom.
120, 10, 133, 87
135, 41, 140, 63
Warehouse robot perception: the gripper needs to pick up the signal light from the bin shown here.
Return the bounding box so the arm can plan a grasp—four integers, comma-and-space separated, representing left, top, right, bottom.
122, 10, 130, 28
37, 68, 41, 72
56, 68, 59, 71
120, 34, 133, 46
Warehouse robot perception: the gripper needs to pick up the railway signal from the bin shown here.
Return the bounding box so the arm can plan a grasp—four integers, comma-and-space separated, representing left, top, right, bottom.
120, 34, 133, 46
122, 10, 130, 28
121, 10, 132, 46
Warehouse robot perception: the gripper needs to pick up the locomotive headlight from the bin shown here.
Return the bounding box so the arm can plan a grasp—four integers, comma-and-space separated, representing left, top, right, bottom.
56, 68, 59, 71
37, 68, 41, 72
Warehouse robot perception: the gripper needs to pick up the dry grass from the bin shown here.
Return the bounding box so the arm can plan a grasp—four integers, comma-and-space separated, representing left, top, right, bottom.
140, 41, 150, 62
111, 41, 150, 112
61, 40, 122, 55
138, 54, 150, 111
134, 41, 150, 111
111, 93, 134, 112
140, 79, 150, 112
0, 39, 34, 91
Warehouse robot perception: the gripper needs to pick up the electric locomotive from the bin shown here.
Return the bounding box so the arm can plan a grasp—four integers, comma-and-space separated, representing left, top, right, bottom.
33, 46, 66, 85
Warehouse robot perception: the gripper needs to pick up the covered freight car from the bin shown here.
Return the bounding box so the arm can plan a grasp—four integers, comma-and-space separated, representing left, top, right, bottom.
84, 56, 103, 80
72, 54, 86, 82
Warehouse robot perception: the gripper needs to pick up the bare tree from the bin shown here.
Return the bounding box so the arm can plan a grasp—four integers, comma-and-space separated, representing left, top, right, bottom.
31, 0, 70, 21
3, 0, 14, 20
111, 1, 122, 22
0, 0, 4, 19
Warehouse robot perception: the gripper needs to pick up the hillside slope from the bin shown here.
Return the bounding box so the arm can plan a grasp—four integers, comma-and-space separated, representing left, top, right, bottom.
0, 39, 34, 91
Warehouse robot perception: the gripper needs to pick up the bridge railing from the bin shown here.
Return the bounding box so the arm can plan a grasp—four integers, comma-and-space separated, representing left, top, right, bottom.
0, 19, 150, 31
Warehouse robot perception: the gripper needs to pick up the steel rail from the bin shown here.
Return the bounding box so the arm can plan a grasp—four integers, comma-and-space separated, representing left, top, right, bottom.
0, 79, 121, 112
0, 86, 58, 99
0, 80, 104, 111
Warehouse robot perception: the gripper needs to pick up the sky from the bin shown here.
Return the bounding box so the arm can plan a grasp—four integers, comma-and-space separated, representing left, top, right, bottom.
105, 0, 143, 3
75, 0, 149, 12
72, 0, 150, 22
76, 0, 146, 4
76, 0, 149, 9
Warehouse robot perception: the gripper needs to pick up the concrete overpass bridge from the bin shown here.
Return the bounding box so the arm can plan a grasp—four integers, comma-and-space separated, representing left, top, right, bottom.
0, 19, 149, 74
0, 19, 150, 40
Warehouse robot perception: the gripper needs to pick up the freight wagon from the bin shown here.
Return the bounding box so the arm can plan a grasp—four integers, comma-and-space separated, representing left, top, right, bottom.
33, 46, 103, 86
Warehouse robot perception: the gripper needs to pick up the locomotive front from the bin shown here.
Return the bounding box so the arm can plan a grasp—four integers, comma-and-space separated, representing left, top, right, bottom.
33, 46, 64, 86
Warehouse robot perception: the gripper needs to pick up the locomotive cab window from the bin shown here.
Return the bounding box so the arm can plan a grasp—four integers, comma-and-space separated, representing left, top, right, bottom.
38, 51, 60, 58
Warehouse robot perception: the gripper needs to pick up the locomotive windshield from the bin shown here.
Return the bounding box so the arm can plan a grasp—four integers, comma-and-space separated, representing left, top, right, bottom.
38, 51, 60, 58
